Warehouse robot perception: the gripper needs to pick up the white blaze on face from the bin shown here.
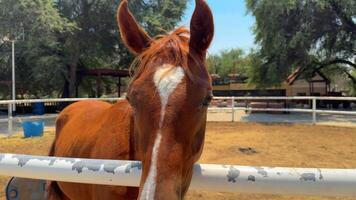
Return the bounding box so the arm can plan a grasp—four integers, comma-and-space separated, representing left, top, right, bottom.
139, 64, 185, 200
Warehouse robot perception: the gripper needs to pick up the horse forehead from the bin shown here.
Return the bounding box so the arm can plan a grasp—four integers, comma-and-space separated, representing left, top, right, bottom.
153, 64, 185, 99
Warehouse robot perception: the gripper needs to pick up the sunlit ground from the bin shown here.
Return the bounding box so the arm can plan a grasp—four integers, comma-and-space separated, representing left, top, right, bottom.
1, 123, 356, 200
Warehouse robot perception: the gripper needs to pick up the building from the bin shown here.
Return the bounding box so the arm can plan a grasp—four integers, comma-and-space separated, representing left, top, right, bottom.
286, 67, 330, 96
212, 68, 331, 97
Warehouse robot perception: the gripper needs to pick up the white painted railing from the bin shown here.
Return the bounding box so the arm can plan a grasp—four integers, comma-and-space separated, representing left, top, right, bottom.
0, 96, 355, 134
0, 98, 122, 135
0, 153, 356, 197
211, 96, 356, 123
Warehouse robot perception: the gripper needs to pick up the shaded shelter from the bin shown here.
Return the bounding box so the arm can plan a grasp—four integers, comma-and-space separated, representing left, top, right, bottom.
77, 69, 130, 97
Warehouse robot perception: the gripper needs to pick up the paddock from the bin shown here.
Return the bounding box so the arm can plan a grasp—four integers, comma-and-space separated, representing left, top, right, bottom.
1, 122, 356, 200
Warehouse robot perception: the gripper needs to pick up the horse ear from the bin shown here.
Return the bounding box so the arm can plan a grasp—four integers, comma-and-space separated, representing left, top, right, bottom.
117, 0, 151, 55
189, 0, 214, 55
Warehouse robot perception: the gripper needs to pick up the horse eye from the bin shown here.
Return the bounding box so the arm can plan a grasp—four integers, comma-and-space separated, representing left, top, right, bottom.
202, 94, 213, 107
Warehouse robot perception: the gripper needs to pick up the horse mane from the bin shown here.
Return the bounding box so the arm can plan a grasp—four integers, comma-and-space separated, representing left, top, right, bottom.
130, 27, 201, 81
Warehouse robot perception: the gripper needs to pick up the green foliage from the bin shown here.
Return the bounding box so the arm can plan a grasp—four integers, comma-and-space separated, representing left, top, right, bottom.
52, 0, 188, 97
0, 0, 75, 98
0, 0, 188, 98
129, 0, 187, 35
207, 49, 252, 78
246, 0, 356, 87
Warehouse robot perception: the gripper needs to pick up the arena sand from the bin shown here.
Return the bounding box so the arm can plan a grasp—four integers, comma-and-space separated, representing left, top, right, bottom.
1, 123, 356, 200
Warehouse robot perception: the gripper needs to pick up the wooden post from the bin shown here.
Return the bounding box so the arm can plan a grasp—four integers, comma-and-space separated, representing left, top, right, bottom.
118, 77, 121, 97
231, 97, 235, 122
96, 74, 102, 98
75, 82, 79, 98
308, 82, 312, 95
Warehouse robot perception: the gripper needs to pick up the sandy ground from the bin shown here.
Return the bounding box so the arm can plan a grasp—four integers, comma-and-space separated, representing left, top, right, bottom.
1, 123, 356, 199
186, 123, 356, 200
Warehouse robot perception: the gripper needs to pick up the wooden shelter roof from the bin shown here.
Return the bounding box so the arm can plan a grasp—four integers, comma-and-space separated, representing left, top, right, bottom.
286, 67, 330, 85
77, 69, 130, 78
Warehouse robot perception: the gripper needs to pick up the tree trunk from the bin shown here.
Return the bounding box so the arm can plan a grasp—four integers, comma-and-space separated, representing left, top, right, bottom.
61, 79, 70, 98
314, 59, 356, 72
68, 63, 78, 98
312, 59, 356, 92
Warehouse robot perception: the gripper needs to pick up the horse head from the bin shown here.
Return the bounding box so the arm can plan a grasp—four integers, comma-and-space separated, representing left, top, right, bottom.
117, 0, 214, 199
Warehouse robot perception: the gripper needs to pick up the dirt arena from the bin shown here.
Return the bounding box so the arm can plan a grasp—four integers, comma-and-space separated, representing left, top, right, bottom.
1, 122, 356, 200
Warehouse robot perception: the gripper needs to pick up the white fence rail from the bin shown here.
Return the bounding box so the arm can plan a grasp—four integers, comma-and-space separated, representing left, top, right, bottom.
0, 98, 122, 135
0, 98, 356, 197
211, 96, 356, 123
0, 153, 356, 197
0, 96, 356, 134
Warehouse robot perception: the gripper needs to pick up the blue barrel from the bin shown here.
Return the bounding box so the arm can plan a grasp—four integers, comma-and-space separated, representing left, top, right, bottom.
32, 103, 45, 115
22, 121, 45, 138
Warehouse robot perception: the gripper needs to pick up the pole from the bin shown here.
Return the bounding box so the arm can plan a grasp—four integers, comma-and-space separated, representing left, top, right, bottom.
11, 41, 16, 113
312, 98, 317, 124
231, 97, 235, 122
7, 103, 12, 135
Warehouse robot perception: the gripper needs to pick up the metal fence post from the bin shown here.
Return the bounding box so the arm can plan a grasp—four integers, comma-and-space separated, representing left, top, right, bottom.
8, 103, 13, 135
231, 97, 235, 122
312, 98, 317, 124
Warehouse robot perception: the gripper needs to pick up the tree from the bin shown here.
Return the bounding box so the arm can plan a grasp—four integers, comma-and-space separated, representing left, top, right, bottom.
0, 0, 75, 98
246, 0, 355, 87
56, 0, 188, 97
207, 48, 250, 78
0, 0, 188, 98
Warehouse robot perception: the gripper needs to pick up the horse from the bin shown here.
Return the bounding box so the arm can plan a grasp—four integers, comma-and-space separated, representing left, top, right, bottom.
47, 0, 214, 199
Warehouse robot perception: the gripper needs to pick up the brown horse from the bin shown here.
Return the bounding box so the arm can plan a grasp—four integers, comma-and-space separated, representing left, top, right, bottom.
47, 0, 214, 199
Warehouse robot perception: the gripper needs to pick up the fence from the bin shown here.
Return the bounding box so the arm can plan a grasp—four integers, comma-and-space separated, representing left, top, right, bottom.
211, 96, 356, 123
0, 96, 356, 135
0, 98, 122, 135
0, 153, 356, 197
0, 98, 356, 197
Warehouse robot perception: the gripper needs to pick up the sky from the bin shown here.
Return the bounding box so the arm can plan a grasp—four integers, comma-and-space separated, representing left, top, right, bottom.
179, 0, 256, 55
